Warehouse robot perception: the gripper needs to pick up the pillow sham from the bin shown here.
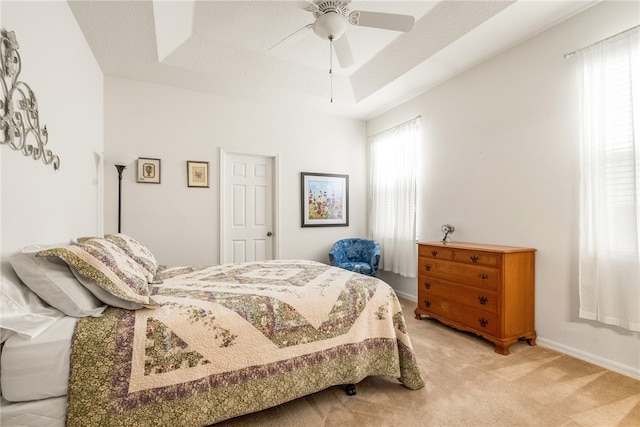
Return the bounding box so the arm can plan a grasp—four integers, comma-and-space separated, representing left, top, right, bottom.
70, 268, 145, 310
37, 239, 156, 308
104, 233, 158, 281
0, 262, 63, 339
9, 252, 106, 318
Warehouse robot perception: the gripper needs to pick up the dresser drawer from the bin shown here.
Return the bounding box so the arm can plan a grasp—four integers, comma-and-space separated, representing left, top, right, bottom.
418, 245, 454, 261
417, 295, 499, 336
419, 258, 499, 290
418, 276, 498, 313
453, 249, 501, 268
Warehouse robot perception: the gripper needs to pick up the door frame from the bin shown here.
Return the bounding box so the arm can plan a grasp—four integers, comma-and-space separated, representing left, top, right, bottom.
219, 148, 279, 264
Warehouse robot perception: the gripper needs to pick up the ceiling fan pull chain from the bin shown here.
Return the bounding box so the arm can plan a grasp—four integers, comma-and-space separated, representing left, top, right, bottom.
329, 36, 334, 103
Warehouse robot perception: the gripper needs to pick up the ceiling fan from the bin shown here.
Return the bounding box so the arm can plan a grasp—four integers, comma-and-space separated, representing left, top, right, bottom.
270, 0, 416, 68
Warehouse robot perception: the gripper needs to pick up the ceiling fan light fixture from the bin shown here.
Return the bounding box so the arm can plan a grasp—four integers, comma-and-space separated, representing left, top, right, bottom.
312, 12, 347, 40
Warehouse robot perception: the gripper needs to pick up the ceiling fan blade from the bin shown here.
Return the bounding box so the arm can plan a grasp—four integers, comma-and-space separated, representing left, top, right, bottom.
333, 34, 354, 68
268, 24, 313, 51
294, 0, 319, 12
348, 10, 415, 32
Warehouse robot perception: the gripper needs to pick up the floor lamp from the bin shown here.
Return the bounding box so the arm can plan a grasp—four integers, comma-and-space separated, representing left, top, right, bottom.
115, 164, 126, 233
105, 153, 136, 233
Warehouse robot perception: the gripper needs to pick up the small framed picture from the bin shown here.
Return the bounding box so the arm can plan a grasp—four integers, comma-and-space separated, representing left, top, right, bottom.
187, 161, 209, 188
137, 158, 161, 184
301, 172, 349, 227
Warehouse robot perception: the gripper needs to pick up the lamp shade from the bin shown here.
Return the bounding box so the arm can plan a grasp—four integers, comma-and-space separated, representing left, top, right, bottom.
313, 12, 347, 40
104, 152, 137, 167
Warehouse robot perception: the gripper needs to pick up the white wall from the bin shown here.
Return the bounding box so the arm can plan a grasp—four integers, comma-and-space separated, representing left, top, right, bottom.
3, 0, 635, 381
1, 1, 103, 255
104, 77, 366, 267
367, 1, 640, 378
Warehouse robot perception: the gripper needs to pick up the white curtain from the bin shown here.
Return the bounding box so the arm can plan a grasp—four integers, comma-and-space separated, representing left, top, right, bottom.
578, 27, 640, 332
368, 117, 420, 278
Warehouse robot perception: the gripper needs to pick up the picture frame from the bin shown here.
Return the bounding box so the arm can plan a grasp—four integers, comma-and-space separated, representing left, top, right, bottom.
187, 160, 210, 188
137, 158, 161, 184
301, 172, 349, 227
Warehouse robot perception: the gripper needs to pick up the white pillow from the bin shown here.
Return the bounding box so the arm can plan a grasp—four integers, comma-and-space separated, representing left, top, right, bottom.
9, 252, 106, 318
0, 261, 63, 339
0, 328, 15, 344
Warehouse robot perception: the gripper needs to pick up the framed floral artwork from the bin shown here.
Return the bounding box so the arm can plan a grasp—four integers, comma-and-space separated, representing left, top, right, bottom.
187, 161, 209, 188
301, 172, 349, 227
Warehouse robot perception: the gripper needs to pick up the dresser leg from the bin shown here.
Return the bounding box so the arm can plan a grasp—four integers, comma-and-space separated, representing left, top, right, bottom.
526, 333, 537, 346
494, 339, 517, 355
494, 344, 510, 355
495, 335, 537, 354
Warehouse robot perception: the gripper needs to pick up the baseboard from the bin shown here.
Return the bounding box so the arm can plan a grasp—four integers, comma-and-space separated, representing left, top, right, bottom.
536, 337, 640, 380
393, 289, 640, 380
394, 289, 417, 302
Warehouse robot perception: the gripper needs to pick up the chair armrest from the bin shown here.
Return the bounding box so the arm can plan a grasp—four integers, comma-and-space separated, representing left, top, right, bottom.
329, 248, 346, 265
370, 246, 381, 275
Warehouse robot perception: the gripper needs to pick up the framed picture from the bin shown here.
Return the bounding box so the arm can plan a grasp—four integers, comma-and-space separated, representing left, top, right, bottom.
301, 172, 349, 227
137, 158, 161, 184
187, 160, 209, 188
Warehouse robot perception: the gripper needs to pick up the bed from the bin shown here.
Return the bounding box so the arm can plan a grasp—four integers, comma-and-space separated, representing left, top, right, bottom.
0, 234, 424, 426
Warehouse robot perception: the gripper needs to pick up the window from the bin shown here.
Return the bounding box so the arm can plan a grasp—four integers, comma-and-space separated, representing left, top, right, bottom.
577, 27, 639, 332
368, 117, 420, 278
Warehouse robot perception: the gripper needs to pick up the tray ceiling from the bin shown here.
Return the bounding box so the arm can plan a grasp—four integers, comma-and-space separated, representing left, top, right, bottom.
69, 0, 596, 119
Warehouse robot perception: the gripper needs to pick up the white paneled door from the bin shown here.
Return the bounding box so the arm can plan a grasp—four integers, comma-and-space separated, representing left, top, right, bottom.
221, 152, 275, 264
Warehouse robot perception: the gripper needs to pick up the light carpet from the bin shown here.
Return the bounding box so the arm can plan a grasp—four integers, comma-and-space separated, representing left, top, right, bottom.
217, 298, 640, 426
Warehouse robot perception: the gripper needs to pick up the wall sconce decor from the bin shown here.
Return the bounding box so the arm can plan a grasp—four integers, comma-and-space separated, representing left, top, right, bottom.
137, 157, 161, 184
0, 29, 60, 170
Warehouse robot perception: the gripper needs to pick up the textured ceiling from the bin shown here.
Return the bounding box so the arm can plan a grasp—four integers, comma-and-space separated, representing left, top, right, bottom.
69, 0, 597, 120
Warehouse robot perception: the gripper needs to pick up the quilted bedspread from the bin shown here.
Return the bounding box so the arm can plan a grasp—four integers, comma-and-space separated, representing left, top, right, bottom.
66, 260, 424, 426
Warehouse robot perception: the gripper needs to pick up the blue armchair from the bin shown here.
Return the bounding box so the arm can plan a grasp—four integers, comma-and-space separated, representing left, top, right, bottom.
329, 238, 381, 277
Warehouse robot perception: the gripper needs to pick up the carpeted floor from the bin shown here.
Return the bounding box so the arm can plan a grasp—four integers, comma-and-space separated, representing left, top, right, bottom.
218, 297, 640, 426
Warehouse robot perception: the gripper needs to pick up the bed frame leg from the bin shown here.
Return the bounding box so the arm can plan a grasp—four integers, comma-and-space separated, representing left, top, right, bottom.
345, 384, 356, 396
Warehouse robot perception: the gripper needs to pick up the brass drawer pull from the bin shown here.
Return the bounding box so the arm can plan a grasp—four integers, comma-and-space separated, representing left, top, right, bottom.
470, 255, 478, 263
424, 282, 431, 289
478, 296, 488, 305
478, 318, 489, 328
425, 264, 431, 272
431, 250, 438, 257
479, 273, 489, 280
424, 299, 431, 308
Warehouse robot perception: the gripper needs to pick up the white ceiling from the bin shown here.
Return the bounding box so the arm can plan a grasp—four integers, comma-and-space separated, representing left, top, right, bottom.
69, 0, 597, 120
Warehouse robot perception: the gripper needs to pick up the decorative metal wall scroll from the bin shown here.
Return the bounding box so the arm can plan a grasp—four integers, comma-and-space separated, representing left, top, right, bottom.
1, 29, 60, 170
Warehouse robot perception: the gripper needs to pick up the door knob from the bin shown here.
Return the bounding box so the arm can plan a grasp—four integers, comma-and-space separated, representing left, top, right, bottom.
267, 232, 273, 237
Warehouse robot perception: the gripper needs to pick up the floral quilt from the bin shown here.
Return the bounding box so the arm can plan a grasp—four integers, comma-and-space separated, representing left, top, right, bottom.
66, 260, 424, 426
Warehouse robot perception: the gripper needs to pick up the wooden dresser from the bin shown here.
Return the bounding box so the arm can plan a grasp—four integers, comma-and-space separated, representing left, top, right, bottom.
414, 241, 536, 355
